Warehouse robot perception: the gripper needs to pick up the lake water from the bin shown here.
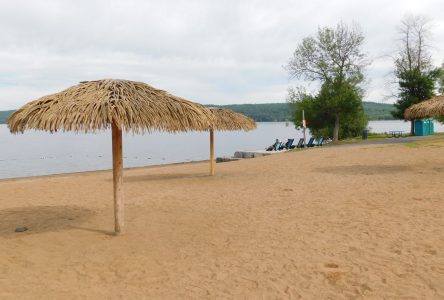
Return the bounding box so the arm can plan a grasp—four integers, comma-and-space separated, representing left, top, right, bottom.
1, 120, 443, 179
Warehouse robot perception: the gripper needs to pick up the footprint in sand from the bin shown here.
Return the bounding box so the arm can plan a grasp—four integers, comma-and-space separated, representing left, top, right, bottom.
324, 272, 343, 284
323, 263, 344, 285
425, 249, 437, 255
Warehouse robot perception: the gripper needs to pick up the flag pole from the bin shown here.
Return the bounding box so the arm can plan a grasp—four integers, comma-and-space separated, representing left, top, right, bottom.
302, 110, 306, 147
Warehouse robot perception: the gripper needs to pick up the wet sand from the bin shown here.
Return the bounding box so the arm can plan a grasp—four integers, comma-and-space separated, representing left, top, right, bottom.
0, 138, 443, 299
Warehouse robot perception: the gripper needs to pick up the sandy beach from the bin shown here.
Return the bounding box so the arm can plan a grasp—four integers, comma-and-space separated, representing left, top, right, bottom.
1, 138, 443, 299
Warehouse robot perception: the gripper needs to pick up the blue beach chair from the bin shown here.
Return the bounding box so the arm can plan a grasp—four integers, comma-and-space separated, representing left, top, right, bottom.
295, 138, 304, 148
306, 137, 315, 147
315, 137, 324, 146
280, 138, 294, 150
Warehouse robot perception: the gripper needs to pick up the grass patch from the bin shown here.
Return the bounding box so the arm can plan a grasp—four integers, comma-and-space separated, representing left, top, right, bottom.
333, 133, 399, 145
403, 138, 444, 148
323, 133, 444, 147
403, 142, 421, 148
368, 132, 388, 139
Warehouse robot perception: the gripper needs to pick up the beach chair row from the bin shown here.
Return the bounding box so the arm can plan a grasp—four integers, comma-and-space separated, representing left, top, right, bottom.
290, 137, 325, 149
267, 137, 325, 151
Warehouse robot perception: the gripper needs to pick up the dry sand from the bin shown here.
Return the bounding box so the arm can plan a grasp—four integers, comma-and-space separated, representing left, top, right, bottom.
0, 139, 443, 299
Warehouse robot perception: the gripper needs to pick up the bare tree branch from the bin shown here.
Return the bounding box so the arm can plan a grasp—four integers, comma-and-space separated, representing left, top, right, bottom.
286, 22, 368, 86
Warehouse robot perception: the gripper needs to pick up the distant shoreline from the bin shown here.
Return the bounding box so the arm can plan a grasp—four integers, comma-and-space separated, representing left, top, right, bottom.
0, 102, 396, 124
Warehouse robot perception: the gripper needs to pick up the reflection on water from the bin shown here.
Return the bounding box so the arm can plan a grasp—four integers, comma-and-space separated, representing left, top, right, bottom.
0, 120, 443, 179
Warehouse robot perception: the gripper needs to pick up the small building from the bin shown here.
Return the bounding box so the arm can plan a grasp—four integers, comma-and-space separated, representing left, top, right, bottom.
414, 119, 434, 136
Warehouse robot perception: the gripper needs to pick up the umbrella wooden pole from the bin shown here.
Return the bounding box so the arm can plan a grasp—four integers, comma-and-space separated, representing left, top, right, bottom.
210, 128, 215, 176
112, 122, 124, 234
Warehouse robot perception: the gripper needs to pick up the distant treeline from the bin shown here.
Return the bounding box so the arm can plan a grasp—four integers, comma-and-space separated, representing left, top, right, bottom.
209, 103, 295, 122
0, 102, 395, 124
362, 102, 396, 120
211, 102, 395, 122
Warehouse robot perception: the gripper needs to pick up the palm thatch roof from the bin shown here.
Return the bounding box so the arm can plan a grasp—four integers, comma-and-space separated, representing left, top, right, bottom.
8, 79, 215, 134
209, 108, 256, 131
404, 95, 444, 120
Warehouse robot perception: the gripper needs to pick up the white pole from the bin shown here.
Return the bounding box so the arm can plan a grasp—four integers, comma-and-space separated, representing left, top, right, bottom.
302, 110, 306, 147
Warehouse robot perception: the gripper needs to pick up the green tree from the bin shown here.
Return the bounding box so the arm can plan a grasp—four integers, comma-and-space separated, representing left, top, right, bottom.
288, 80, 367, 139
286, 22, 369, 141
391, 15, 441, 134
392, 68, 441, 120
438, 63, 444, 95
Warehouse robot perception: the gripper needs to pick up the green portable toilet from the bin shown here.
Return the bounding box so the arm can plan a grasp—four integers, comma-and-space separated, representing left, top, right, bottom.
425, 119, 430, 135
414, 119, 434, 136
425, 119, 434, 135
415, 119, 427, 135
414, 119, 425, 136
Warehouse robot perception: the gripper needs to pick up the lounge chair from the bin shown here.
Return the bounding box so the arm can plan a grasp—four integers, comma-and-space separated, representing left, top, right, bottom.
287, 138, 295, 149
280, 138, 294, 150
315, 137, 324, 146
266, 139, 281, 151
306, 137, 315, 147
295, 138, 304, 148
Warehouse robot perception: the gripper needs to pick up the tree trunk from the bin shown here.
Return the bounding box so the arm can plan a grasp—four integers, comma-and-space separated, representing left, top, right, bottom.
410, 119, 415, 136
333, 113, 340, 142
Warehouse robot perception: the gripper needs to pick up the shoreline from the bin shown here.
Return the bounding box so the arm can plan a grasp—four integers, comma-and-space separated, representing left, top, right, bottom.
0, 159, 210, 183
2, 134, 442, 182
3, 133, 444, 182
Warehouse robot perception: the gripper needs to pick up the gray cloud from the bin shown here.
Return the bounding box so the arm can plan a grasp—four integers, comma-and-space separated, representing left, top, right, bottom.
0, 0, 443, 109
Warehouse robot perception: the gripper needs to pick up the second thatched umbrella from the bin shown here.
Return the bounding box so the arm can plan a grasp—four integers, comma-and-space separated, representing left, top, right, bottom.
208, 108, 256, 175
8, 79, 215, 234
404, 95, 444, 120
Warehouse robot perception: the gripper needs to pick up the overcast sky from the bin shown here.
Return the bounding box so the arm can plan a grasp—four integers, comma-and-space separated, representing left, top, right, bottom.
1, 0, 443, 110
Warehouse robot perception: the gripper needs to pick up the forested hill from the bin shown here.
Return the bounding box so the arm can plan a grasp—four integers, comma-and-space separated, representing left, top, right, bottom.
362, 102, 396, 121
0, 102, 394, 124
211, 102, 395, 122
211, 103, 295, 122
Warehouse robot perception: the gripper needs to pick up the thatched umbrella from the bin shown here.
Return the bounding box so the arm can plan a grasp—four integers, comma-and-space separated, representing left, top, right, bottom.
8, 79, 215, 234
208, 108, 256, 175
404, 95, 444, 120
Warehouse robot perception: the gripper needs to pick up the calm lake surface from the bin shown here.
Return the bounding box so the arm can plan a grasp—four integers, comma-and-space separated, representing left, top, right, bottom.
1, 120, 443, 179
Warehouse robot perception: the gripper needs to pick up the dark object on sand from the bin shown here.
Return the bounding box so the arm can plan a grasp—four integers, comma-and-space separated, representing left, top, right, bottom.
362, 129, 369, 140
15, 226, 28, 232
